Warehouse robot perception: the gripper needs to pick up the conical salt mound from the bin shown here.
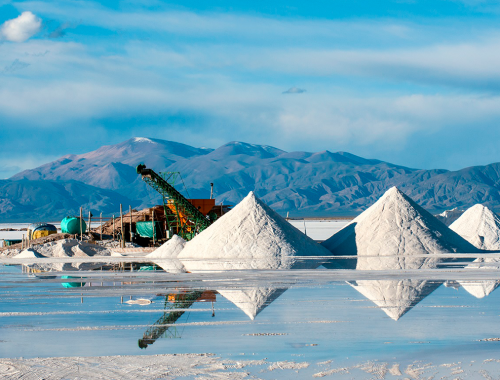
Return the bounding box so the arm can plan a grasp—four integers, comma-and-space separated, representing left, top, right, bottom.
450, 205, 500, 298
322, 187, 476, 319
322, 187, 478, 268
435, 208, 464, 226
450, 204, 500, 250
350, 280, 441, 320
178, 192, 330, 320
178, 191, 331, 271
218, 288, 286, 320
147, 235, 186, 273
14, 248, 46, 259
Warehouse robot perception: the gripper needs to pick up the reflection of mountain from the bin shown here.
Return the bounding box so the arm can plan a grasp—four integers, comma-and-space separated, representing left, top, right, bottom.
350, 279, 441, 320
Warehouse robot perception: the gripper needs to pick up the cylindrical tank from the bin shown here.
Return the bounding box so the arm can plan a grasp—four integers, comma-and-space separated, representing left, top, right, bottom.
28, 223, 58, 240
61, 217, 87, 234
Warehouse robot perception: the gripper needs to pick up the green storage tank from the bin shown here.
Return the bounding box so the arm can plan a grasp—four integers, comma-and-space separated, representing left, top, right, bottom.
61, 217, 87, 234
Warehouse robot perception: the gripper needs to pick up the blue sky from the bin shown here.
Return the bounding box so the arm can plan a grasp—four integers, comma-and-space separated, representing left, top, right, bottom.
2, 0, 500, 178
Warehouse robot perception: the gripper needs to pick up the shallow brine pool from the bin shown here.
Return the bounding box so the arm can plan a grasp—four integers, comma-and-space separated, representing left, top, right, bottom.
1, 259, 500, 379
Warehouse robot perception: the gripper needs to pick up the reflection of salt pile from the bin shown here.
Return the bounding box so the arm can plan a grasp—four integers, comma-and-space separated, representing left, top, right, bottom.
220, 288, 287, 320
350, 279, 440, 320
450, 204, 500, 298
322, 187, 477, 320
179, 192, 331, 319
146, 235, 186, 273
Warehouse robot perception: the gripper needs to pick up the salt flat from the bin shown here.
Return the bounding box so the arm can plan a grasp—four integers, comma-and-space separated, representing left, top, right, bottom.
2, 211, 500, 379
1, 260, 500, 379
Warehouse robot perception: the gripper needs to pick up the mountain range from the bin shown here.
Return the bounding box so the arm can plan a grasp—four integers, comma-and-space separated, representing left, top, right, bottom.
2, 137, 500, 222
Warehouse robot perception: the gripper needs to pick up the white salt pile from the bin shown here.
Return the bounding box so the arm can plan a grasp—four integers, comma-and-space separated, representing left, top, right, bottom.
322, 187, 477, 268
178, 191, 330, 320
14, 239, 110, 272
24, 239, 111, 258
450, 204, 500, 250
148, 235, 186, 259
146, 235, 186, 273
322, 187, 477, 320
14, 248, 46, 259
435, 207, 465, 226
179, 191, 331, 271
1, 248, 21, 258
450, 204, 500, 298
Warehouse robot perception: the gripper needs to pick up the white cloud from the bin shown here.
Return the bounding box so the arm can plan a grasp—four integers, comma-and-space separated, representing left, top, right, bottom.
1, 11, 42, 42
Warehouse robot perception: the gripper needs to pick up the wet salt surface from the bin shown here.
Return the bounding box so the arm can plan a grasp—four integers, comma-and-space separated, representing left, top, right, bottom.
2, 218, 500, 379
1, 262, 500, 379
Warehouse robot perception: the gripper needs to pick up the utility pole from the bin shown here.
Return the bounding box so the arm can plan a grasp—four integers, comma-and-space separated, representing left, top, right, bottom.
129, 205, 133, 242
120, 204, 124, 248
152, 209, 155, 246
80, 207, 83, 242
88, 211, 92, 239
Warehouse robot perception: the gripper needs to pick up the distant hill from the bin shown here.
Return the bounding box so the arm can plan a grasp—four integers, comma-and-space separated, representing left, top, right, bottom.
4, 137, 500, 222
0, 179, 134, 222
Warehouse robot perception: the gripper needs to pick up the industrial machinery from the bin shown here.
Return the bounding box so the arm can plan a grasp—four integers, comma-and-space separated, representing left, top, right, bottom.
136, 164, 218, 241
28, 223, 58, 240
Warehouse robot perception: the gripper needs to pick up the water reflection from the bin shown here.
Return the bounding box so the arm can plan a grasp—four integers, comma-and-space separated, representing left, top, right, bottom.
7, 250, 500, 331
217, 287, 287, 320
349, 279, 442, 320
139, 290, 215, 348
458, 257, 500, 298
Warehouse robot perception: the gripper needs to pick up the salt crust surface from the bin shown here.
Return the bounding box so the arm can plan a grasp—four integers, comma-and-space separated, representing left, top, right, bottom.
178, 191, 331, 319
146, 235, 186, 273
450, 204, 500, 298
1, 354, 498, 379
322, 187, 478, 320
